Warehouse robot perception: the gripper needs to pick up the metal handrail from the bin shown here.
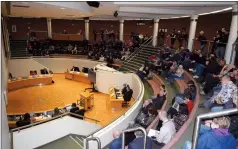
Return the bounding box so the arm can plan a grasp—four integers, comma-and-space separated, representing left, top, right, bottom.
230, 42, 238, 64
85, 137, 101, 149
125, 36, 157, 64
122, 127, 147, 149
192, 108, 238, 149
124, 36, 153, 63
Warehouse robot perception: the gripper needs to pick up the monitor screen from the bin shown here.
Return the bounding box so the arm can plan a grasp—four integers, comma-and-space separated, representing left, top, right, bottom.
82, 67, 89, 73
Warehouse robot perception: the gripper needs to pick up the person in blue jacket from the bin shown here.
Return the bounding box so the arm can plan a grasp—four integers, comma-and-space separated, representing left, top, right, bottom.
182, 116, 237, 149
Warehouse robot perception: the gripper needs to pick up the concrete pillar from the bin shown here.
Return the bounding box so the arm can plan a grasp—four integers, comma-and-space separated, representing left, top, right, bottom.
225, 4, 238, 64
152, 19, 159, 47
1, 23, 11, 149
119, 20, 124, 41
47, 18, 52, 38
85, 20, 89, 40
187, 15, 198, 51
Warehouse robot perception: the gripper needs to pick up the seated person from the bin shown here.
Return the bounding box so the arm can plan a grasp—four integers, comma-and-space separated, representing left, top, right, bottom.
151, 111, 176, 149
135, 106, 157, 128
142, 85, 167, 114
200, 59, 225, 95
122, 83, 127, 95
172, 103, 189, 132
168, 93, 193, 118
41, 68, 49, 74
9, 73, 13, 79
52, 107, 62, 117
70, 103, 79, 114
16, 113, 31, 127
71, 45, 78, 55
182, 116, 237, 149
201, 75, 237, 112
123, 85, 133, 104
166, 65, 184, 84
109, 129, 136, 149
71, 66, 80, 72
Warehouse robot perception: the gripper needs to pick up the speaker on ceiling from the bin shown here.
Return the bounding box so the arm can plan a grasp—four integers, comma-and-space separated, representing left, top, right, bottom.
87, 1, 100, 8
114, 11, 118, 17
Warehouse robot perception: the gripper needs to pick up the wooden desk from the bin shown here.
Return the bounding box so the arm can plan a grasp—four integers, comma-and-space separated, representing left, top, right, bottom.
109, 88, 124, 110
79, 91, 94, 111
8, 75, 53, 91
65, 72, 92, 84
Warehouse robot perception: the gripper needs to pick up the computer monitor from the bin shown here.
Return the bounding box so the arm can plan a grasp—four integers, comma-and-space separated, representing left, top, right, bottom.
82, 67, 89, 73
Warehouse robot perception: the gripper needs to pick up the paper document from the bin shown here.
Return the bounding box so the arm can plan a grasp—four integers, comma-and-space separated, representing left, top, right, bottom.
148, 129, 160, 137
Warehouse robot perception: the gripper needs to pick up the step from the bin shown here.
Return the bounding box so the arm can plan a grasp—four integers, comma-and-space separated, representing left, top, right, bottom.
129, 58, 145, 64
121, 64, 139, 72
124, 61, 142, 67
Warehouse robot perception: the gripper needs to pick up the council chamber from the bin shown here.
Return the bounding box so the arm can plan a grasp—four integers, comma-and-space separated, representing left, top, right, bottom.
1, 1, 238, 149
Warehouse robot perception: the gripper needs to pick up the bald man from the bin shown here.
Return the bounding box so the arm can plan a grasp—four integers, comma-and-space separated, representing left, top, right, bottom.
152, 111, 176, 149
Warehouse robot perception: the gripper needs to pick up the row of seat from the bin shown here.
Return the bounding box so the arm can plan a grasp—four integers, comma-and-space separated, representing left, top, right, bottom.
145, 71, 200, 148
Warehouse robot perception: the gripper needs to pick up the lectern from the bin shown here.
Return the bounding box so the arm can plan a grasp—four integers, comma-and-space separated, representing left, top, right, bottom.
79, 91, 94, 111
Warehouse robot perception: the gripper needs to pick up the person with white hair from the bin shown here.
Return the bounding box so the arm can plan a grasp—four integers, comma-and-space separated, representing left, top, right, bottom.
196, 31, 207, 52
166, 65, 184, 84
152, 111, 176, 148
182, 116, 237, 149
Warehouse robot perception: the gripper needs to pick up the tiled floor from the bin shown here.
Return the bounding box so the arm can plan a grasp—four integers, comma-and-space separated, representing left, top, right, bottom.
7, 74, 134, 126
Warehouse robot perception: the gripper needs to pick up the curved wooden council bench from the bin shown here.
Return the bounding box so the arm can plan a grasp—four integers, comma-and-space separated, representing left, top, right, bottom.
146, 74, 168, 131
162, 71, 200, 149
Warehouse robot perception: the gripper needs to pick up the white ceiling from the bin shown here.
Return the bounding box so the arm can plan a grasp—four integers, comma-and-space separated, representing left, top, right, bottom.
5, 1, 237, 20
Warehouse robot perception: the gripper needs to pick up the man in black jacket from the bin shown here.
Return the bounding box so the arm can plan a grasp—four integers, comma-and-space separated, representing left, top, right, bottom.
70, 103, 79, 113
215, 29, 229, 59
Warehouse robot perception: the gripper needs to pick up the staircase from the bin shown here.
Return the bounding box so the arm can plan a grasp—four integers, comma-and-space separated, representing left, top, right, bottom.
120, 45, 161, 72
36, 134, 85, 149
10, 40, 31, 57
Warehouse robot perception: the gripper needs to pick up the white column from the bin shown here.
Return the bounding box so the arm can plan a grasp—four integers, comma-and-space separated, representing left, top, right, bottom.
47, 18, 52, 38
225, 4, 238, 64
152, 19, 159, 47
188, 15, 198, 51
119, 20, 124, 41
85, 20, 89, 40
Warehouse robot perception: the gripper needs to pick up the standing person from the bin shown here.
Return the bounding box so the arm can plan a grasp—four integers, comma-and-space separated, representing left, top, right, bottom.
158, 30, 165, 46
92, 28, 97, 42
177, 30, 183, 49
211, 30, 222, 54
168, 29, 177, 49
101, 28, 104, 41
196, 31, 207, 52
216, 29, 229, 59
182, 28, 188, 48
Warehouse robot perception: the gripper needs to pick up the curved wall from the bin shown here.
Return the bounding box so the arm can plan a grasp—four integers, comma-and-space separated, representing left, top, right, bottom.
84, 73, 144, 149
7, 12, 232, 41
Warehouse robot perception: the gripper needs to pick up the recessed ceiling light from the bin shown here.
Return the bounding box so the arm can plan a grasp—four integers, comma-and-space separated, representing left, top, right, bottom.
60, 8, 65, 9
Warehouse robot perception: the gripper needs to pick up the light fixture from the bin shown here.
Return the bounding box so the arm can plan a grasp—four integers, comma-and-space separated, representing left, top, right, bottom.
60, 8, 65, 10
198, 7, 232, 16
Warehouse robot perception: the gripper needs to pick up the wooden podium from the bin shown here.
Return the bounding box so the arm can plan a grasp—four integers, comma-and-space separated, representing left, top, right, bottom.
79, 91, 94, 111
109, 88, 124, 110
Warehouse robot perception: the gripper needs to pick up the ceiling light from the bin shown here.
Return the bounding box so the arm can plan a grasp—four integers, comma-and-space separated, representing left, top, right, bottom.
60, 8, 65, 10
